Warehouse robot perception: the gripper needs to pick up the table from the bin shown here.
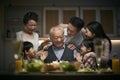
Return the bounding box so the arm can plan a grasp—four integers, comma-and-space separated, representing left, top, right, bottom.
0, 72, 120, 80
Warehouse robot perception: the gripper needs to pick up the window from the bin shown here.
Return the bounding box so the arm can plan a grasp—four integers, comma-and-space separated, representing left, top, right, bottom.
80, 7, 116, 36
43, 7, 79, 36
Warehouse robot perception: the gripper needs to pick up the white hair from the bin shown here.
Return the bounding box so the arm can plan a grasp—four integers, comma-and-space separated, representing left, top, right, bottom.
49, 25, 64, 38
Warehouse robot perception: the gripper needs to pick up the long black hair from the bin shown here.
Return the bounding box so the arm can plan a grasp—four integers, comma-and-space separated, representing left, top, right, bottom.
85, 21, 112, 52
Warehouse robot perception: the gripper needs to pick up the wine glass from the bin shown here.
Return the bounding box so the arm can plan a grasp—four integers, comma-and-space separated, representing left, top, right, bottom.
94, 38, 103, 70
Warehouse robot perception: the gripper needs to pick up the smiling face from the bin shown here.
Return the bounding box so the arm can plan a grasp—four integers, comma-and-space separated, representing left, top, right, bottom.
80, 44, 91, 54
67, 23, 78, 37
50, 29, 64, 48
80, 44, 88, 54
85, 28, 95, 39
24, 19, 37, 34
25, 47, 36, 58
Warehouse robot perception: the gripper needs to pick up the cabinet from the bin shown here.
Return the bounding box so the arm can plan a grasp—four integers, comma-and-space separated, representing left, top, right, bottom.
43, 7, 79, 36
80, 7, 116, 36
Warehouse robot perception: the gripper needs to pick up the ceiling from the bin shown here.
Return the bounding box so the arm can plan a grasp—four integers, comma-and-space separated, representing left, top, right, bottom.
2, 0, 120, 6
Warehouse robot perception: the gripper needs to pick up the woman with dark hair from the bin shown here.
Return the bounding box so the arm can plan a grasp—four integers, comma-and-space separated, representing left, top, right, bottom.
84, 21, 112, 68
16, 11, 39, 51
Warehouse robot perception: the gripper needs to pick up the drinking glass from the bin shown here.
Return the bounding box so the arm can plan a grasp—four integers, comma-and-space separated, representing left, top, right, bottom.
112, 54, 120, 73
15, 59, 23, 72
14, 54, 23, 72
94, 38, 103, 69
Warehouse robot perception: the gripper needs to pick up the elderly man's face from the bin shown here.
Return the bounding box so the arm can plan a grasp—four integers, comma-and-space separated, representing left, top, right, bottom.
51, 29, 64, 48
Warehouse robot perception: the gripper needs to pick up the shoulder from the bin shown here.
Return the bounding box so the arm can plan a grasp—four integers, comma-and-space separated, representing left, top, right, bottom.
33, 32, 38, 35
33, 32, 39, 37
86, 52, 96, 57
16, 31, 22, 35
102, 38, 110, 45
16, 31, 23, 37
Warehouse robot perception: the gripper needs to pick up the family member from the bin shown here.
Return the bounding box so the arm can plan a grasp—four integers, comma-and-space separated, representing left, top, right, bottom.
38, 16, 85, 51
16, 11, 39, 51
22, 41, 48, 62
76, 39, 97, 70
43, 26, 76, 63
84, 21, 112, 68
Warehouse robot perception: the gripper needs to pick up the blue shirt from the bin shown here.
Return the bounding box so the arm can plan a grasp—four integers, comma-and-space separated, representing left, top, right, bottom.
52, 44, 76, 60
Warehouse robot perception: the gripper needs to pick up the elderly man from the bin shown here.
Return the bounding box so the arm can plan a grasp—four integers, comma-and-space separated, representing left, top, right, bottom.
38, 17, 85, 51
43, 26, 76, 63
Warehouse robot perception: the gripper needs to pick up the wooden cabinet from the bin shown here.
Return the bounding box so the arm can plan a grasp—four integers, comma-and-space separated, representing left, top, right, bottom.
43, 7, 79, 36
80, 7, 116, 36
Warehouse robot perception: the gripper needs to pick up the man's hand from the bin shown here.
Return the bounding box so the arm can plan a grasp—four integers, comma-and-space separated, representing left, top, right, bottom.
40, 39, 51, 50
67, 44, 76, 50
41, 39, 51, 47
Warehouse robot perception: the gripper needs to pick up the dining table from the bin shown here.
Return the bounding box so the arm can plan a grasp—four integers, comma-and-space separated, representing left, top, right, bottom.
0, 71, 120, 80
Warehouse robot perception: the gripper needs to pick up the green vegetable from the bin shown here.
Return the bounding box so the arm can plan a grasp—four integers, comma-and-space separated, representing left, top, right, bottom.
60, 61, 77, 72
78, 67, 94, 72
25, 59, 44, 72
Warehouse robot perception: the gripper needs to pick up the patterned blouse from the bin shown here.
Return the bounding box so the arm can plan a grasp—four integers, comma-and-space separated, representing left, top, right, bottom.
80, 52, 98, 70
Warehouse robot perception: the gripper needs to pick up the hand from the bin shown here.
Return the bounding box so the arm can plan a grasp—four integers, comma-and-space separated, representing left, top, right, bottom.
43, 44, 51, 51
41, 39, 51, 47
76, 53, 82, 62
67, 44, 76, 50
37, 50, 48, 61
40, 51, 48, 61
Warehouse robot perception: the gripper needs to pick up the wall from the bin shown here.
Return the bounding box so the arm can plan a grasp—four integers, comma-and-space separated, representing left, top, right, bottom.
3, 0, 120, 6
4, 6, 42, 38
111, 40, 120, 59
1, 0, 120, 72
116, 7, 120, 36
0, 3, 5, 72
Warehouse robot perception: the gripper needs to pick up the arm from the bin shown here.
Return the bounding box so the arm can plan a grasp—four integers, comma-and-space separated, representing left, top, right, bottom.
36, 50, 48, 62
101, 39, 110, 62
38, 39, 51, 51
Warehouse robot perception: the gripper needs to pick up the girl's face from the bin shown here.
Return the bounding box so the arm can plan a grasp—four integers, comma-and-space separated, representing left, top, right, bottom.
27, 47, 35, 57
85, 28, 95, 39
80, 44, 88, 54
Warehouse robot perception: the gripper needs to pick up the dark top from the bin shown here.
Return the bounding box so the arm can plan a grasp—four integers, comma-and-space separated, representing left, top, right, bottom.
44, 45, 76, 63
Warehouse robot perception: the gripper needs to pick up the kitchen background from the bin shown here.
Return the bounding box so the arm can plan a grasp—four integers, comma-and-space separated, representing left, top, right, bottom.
0, 0, 120, 72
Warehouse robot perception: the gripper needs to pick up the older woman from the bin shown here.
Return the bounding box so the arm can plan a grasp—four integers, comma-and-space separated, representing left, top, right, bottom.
16, 11, 39, 51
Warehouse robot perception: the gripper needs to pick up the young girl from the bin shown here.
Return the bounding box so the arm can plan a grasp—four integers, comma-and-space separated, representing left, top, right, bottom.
76, 39, 97, 70
22, 41, 48, 62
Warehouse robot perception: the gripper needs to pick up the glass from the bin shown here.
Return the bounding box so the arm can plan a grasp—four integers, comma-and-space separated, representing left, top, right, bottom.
112, 55, 120, 73
94, 38, 103, 69
15, 59, 23, 72
14, 54, 23, 72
